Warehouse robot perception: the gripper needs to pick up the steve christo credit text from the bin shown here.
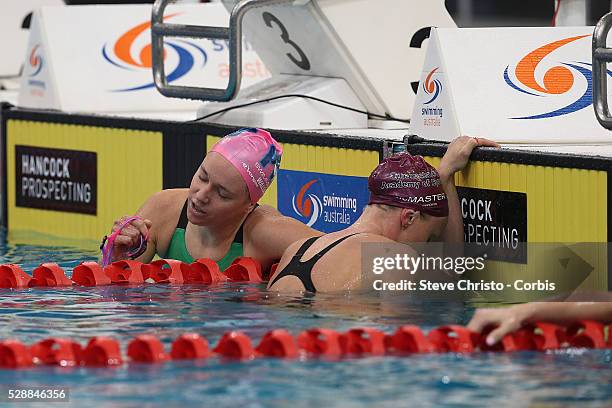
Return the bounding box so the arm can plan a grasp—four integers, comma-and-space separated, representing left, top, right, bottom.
370, 253, 556, 292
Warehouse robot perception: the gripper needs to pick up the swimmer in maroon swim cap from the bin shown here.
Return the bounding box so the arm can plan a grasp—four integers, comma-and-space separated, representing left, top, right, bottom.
269, 136, 500, 293
368, 154, 450, 218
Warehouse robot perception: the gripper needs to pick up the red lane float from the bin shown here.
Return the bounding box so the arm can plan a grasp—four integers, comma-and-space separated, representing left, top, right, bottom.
427, 325, 479, 353
104, 260, 146, 284
297, 328, 342, 357
213, 331, 256, 359
143, 259, 187, 285
0, 322, 610, 370
30, 263, 72, 287
0, 264, 32, 289
127, 335, 168, 363
339, 328, 386, 355
0, 257, 270, 290
82, 337, 123, 366
256, 329, 298, 358
184, 258, 227, 284
477, 326, 527, 352
386, 325, 435, 353
223, 257, 263, 283
171, 333, 210, 359
566, 320, 606, 349
0, 340, 32, 368
30, 338, 82, 366
72, 262, 111, 287
512, 322, 565, 351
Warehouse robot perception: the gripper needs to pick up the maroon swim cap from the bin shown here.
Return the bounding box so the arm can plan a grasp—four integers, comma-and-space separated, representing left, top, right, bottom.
368, 153, 449, 217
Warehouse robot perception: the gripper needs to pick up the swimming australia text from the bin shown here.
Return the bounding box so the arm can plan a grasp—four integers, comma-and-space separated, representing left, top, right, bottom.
421, 107, 443, 118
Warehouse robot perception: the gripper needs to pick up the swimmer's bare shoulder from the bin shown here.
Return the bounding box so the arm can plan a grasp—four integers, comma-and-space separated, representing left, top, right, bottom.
314, 233, 419, 292
244, 204, 322, 267
137, 188, 189, 256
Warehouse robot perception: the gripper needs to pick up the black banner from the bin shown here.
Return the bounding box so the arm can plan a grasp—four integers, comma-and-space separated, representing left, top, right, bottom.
457, 186, 527, 263
16, 145, 97, 215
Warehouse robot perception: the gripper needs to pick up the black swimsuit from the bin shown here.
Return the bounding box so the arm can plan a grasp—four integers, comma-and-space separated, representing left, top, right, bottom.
269, 233, 359, 293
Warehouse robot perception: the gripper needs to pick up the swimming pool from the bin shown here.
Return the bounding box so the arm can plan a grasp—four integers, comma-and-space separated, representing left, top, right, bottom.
0, 230, 610, 407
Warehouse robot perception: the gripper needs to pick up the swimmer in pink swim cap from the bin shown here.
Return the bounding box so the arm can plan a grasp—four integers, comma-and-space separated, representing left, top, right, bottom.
210, 128, 282, 204
269, 136, 500, 293
106, 128, 320, 272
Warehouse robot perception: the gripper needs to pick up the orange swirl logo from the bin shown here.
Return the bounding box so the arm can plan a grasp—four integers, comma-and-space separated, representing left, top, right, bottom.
423, 67, 441, 104
102, 14, 207, 92
292, 180, 323, 227
28, 44, 43, 77
503, 35, 605, 119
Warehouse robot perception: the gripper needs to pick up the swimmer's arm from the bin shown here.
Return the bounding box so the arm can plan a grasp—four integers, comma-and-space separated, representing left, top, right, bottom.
437, 173, 463, 243
525, 301, 612, 323
468, 300, 612, 345
437, 136, 500, 243
246, 205, 323, 266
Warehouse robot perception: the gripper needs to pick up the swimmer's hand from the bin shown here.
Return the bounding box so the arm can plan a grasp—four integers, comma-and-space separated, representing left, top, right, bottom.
109, 216, 152, 262
467, 304, 532, 346
469, 301, 612, 345
438, 136, 500, 180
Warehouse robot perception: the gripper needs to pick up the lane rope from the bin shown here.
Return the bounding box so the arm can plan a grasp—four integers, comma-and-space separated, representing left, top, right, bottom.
0, 321, 610, 369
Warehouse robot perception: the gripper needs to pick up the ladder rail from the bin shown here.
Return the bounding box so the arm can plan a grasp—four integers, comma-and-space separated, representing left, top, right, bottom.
151, 0, 295, 102
593, 12, 612, 129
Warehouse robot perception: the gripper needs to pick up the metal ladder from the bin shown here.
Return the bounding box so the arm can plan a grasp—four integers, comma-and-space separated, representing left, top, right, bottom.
593, 12, 612, 129
151, 0, 296, 102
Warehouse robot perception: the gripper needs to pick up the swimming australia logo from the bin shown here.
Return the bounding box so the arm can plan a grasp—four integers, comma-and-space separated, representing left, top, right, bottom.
421, 67, 443, 126
279, 170, 368, 233
102, 14, 207, 92
504, 35, 611, 119
28, 44, 43, 78
423, 67, 442, 105
27, 44, 46, 92
292, 180, 323, 227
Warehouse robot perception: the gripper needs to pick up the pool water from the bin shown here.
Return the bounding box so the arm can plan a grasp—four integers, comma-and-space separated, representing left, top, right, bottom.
0, 230, 611, 408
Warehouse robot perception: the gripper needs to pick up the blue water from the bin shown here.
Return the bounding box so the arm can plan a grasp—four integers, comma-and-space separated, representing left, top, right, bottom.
0, 230, 610, 408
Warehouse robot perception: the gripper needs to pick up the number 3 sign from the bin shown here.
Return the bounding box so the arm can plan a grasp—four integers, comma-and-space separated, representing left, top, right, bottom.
237, 0, 455, 118
262, 12, 311, 71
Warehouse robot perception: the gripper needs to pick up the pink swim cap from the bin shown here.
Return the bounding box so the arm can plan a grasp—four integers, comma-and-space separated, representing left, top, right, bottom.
210, 128, 282, 203
368, 153, 448, 217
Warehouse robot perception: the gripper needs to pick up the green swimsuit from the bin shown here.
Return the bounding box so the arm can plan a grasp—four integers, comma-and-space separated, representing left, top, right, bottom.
165, 201, 250, 271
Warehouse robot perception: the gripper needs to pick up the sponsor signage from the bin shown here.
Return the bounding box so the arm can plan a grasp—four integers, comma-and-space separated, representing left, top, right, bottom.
277, 169, 369, 233
411, 27, 612, 143
15, 145, 97, 214
457, 187, 527, 264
